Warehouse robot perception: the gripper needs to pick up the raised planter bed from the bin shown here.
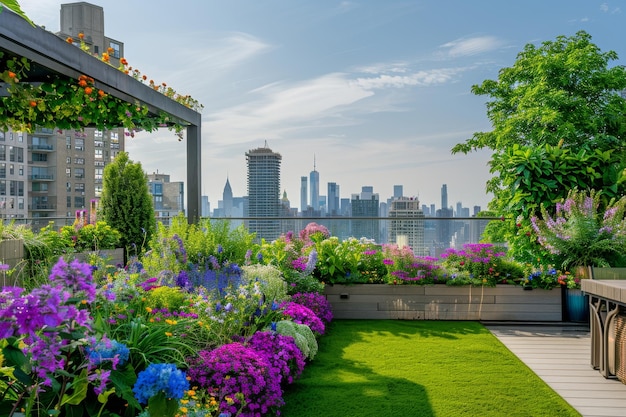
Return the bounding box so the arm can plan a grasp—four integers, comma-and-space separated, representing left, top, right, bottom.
324, 284, 562, 321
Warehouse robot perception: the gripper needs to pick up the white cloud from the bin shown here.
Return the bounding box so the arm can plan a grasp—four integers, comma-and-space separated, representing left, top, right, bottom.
204, 73, 374, 143
350, 68, 463, 90
440, 36, 503, 57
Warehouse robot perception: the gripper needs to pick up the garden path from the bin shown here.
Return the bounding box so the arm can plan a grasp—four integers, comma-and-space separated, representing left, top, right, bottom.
486, 323, 626, 417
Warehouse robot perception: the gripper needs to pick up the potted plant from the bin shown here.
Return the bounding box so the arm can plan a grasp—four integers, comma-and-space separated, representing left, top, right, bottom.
531, 188, 626, 321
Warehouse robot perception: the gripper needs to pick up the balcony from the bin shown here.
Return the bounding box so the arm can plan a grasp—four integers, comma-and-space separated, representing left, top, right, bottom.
28, 174, 54, 181
28, 144, 54, 151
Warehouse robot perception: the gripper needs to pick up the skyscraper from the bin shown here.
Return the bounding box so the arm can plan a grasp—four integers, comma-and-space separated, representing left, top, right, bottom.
223, 177, 233, 217
393, 185, 403, 200
310, 157, 319, 212
351, 186, 380, 242
327, 182, 339, 216
300, 176, 307, 213
388, 197, 426, 255
246, 143, 282, 241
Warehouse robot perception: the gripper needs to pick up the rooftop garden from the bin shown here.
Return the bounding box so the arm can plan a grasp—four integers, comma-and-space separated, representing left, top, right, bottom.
1, 1, 626, 413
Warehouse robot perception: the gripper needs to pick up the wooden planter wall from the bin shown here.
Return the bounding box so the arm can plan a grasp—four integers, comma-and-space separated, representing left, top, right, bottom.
324, 284, 563, 321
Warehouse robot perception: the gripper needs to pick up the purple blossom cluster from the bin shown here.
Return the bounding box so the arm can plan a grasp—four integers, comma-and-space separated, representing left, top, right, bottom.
244, 331, 305, 385
290, 292, 333, 324
187, 342, 284, 417
0, 258, 97, 386
280, 301, 325, 335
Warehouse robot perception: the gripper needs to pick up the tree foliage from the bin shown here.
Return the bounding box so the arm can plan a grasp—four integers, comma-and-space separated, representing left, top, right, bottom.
451, 31, 626, 264
453, 31, 626, 154
99, 152, 155, 255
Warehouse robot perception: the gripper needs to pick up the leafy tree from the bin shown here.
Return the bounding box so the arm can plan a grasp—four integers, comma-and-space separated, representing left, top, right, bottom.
452, 31, 626, 264
100, 152, 155, 256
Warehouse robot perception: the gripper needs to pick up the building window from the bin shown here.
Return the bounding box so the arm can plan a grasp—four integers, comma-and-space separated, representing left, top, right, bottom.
9, 165, 13, 175
66, 182, 71, 192
0, 132, 4, 141
18, 198, 23, 210
17, 181, 23, 197
95, 130, 103, 138
0, 181, 5, 195
75, 196, 85, 208
18, 166, 23, 176
32, 153, 47, 162
75, 158, 85, 165
17, 134, 23, 143
66, 136, 72, 149
75, 183, 85, 192
66, 168, 71, 178
75, 168, 84, 179
95, 149, 103, 159
95, 168, 103, 180
0, 164, 5, 178
109, 41, 120, 58
66, 157, 71, 164
67, 196, 71, 208
75, 138, 84, 151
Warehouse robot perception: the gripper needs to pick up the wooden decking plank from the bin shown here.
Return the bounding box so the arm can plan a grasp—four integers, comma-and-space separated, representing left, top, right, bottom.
486, 324, 626, 417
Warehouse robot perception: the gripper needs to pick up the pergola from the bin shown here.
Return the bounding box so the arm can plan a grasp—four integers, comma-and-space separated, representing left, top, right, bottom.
0, 8, 202, 223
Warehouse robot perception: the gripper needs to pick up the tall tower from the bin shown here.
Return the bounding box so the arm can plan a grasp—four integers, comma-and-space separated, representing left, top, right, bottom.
223, 177, 233, 217
300, 176, 307, 213
246, 143, 282, 241
310, 156, 319, 212
388, 197, 426, 256
351, 186, 380, 242
441, 184, 448, 212
393, 185, 403, 200
327, 182, 339, 216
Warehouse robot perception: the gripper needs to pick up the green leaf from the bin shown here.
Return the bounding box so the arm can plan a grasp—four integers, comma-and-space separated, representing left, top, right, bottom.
60, 368, 88, 406
148, 391, 181, 417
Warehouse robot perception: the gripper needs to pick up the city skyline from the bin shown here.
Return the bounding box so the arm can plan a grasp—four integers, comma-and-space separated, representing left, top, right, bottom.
19, 1, 626, 212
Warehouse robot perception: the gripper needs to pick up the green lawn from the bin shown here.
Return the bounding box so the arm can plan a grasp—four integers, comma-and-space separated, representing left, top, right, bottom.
281, 320, 581, 417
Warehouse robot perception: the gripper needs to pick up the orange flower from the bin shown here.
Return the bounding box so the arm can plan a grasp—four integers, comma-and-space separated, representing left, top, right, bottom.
78, 79, 88, 87
66, 37, 73, 43
84, 87, 93, 95
78, 32, 84, 40
107, 47, 114, 53
142, 75, 147, 80
101, 53, 110, 63
29, 101, 37, 107
7, 71, 15, 79
98, 89, 106, 98
120, 57, 128, 66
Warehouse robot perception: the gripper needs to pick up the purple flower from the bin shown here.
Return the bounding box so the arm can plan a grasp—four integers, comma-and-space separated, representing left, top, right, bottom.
280, 301, 325, 334
187, 343, 283, 416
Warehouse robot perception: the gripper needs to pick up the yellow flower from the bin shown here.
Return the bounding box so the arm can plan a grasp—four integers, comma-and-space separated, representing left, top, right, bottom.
165, 332, 173, 337
146, 307, 152, 313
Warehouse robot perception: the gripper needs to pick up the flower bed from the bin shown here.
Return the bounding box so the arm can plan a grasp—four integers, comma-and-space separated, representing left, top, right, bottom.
325, 284, 563, 321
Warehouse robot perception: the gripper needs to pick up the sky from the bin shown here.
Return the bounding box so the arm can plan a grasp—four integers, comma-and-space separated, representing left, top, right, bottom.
17, 0, 626, 212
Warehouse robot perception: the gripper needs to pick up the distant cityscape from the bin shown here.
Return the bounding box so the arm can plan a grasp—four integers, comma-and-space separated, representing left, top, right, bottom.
2, 3, 487, 254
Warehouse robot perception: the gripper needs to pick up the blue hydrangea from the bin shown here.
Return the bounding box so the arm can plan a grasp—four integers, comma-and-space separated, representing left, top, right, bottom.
86, 338, 130, 367
133, 363, 189, 404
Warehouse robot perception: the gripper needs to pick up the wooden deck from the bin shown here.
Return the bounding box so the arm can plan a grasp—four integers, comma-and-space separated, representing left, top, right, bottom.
486, 324, 626, 417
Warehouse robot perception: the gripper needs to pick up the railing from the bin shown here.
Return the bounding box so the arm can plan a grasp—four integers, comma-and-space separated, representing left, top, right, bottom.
3, 216, 502, 252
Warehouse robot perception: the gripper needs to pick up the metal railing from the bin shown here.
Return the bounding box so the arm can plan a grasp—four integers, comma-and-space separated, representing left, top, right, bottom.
2, 216, 501, 253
